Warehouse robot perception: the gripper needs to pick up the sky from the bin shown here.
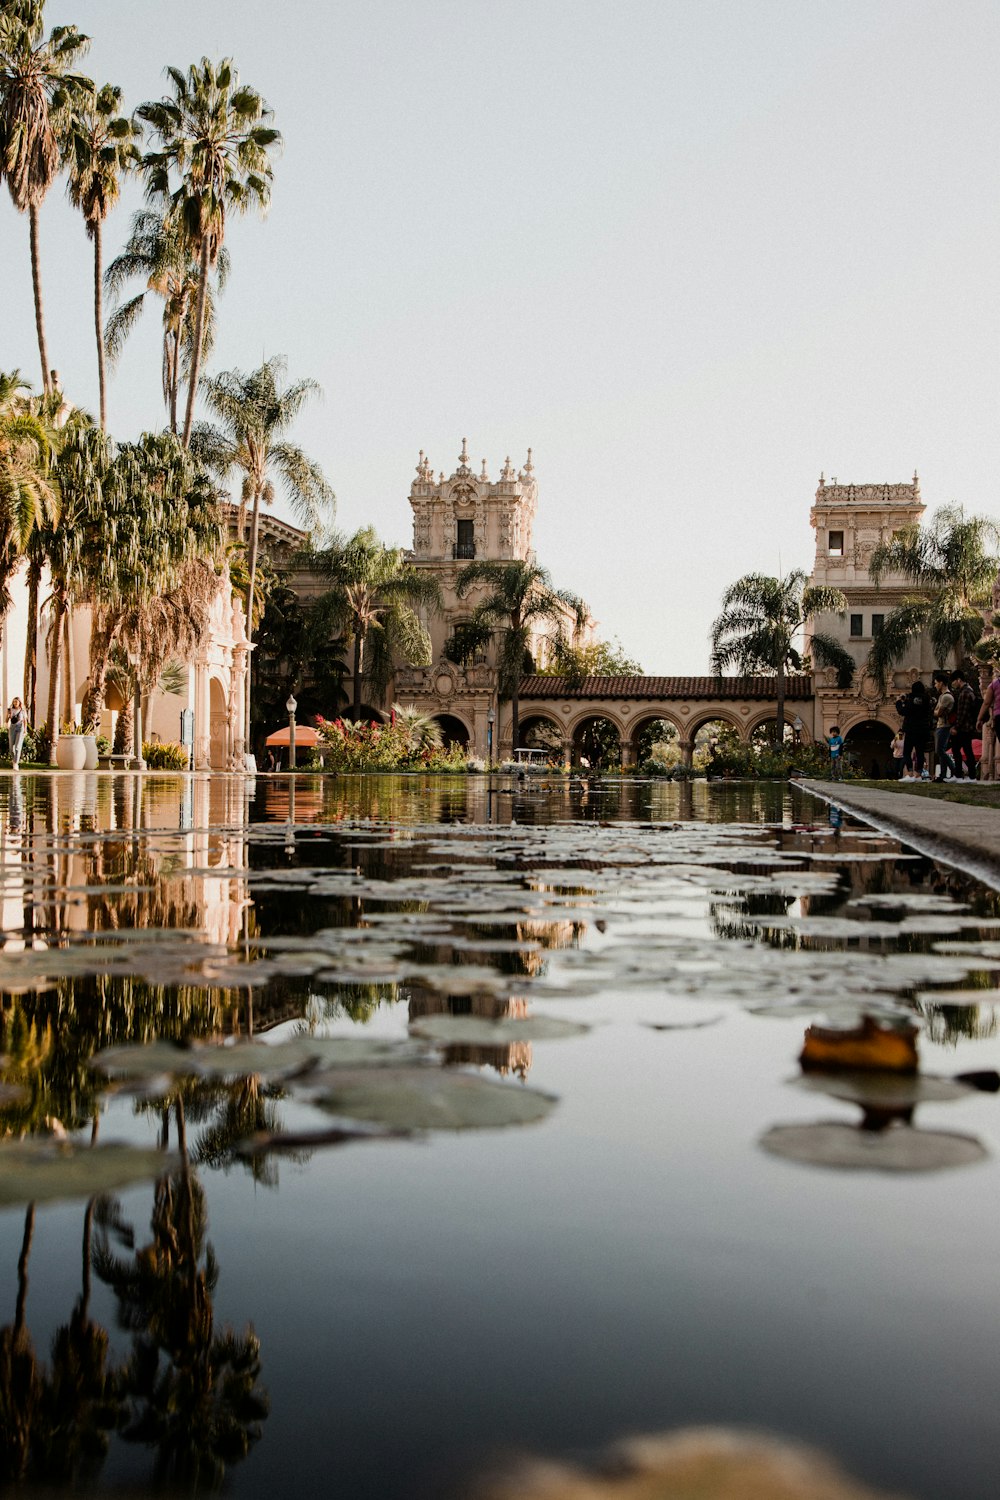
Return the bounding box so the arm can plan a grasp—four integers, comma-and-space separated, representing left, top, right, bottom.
3, 0, 998, 673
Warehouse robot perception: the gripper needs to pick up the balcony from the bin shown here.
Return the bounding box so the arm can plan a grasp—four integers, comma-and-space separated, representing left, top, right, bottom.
452, 542, 476, 560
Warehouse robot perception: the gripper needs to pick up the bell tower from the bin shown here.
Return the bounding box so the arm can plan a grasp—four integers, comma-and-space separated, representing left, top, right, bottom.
409, 439, 537, 564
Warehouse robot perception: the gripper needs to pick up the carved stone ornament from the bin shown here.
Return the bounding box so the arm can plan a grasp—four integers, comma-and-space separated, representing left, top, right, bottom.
679, 704, 690, 716
435, 672, 454, 698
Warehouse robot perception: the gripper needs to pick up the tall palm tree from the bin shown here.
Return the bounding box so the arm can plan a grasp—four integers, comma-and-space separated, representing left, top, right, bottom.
104, 208, 230, 434
0, 3, 91, 394
866, 506, 1000, 691
137, 58, 280, 446
455, 559, 586, 751
191, 358, 333, 756
62, 82, 141, 429
710, 570, 853, 742
317, 527, 441, 722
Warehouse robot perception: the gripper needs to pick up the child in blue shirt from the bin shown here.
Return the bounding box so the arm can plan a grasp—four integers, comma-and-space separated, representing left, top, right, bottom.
827, 725, 844, 780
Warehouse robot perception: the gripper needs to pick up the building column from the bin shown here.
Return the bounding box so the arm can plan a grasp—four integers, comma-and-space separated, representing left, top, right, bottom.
193, 661, 212, 771
679, 739, 694, 768
621, 741, 635, 769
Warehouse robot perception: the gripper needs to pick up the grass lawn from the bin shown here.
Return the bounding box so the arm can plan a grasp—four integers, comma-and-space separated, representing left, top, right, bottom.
849, 779, 1000, 809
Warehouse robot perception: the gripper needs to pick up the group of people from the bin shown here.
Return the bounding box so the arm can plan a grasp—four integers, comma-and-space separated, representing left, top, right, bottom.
891, 669, 983, 782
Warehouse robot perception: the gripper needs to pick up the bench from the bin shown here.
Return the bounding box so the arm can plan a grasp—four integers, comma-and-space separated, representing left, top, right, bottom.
98, 754, 131, 770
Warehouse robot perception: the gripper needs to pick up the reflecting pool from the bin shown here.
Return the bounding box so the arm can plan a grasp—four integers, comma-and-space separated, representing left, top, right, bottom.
0, 772, 998, 1498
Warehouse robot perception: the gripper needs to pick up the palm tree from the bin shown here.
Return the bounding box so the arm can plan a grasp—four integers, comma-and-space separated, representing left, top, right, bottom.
866, 505, 1000, 691
0, 3, 91, 394
455, 559, 586, 751
191, 359, 333, 756
62, 82, 141, 429
0, 369, 58, 630
710, 570, 854, 742
318, 527, 441, 721
104, 208, 230, 434
78, 432, 223, 732
137, 58, 280, 446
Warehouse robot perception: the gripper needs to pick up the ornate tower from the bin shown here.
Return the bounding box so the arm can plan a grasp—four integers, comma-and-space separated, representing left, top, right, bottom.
409, 439, 537, 563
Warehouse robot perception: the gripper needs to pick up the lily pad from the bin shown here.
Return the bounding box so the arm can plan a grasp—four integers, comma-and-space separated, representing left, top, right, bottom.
409, 1014, 587, 1044
0, 1141, 178, 1206
760, 1121, 987, 1172
311, 1067, 556, 1131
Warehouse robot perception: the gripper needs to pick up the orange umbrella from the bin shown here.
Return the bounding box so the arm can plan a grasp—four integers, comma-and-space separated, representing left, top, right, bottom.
264, 725, 321, 747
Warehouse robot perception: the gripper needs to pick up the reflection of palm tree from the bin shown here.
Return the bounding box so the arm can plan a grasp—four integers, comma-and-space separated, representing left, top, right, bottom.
0, 1206, 40, 1482
95, 1099, 268, 1488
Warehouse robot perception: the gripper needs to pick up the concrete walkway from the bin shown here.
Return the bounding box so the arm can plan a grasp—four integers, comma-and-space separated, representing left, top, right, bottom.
797, 779, 1000, 889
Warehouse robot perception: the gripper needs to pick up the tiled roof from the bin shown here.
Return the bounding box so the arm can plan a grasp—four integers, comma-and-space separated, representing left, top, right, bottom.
519, 675, 814, 700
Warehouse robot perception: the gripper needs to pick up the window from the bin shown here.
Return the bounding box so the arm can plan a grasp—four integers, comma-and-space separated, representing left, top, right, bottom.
453, 519, 475, 560
871, 614, 884, 637
828, 530, 844, 556
850, 614, 863, 638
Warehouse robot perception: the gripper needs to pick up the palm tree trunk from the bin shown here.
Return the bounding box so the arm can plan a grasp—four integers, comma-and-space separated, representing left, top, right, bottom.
181, 237, 211, 447
353, 633, 364, 720
775, 660, 786, 745
29, 206, 51, 397
46, 593, 66, 764
168, 327, 180, 435
94, 222, 107, 431
23, 561, 39, 721
511, 681, 519, 753
243, 485, 263, 759
82, 615, 114, 732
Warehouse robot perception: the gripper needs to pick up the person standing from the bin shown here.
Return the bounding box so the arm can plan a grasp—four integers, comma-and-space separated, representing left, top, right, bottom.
931, 672, 958, 782
950, 669, 979, 780
6, 699, 26, 769
827, 724, 845, 780
895, 680, 932, 779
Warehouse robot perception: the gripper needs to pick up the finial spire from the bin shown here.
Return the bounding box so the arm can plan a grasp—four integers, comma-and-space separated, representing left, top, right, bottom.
460, 437, 469, 465
524, 446, 534, 475
481, 458, 488, 479
819, 472, 825, 487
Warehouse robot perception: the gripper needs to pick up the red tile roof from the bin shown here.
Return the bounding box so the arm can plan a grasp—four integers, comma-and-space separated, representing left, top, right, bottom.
519, 675, 814, 700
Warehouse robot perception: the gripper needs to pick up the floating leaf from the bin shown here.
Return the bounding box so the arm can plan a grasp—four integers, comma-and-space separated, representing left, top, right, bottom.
794, 1070, 972, 1108
410, 1014, 587, 1044
760, 1121, 987, 1172
311, 1067, 556, 1131
0, 1141, 178, 1206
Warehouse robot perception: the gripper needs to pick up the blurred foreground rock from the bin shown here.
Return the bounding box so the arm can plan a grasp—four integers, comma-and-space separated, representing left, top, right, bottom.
472, 1427, 910, 1500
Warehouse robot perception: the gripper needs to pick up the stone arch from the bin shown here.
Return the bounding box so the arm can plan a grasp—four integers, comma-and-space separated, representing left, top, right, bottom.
569, 712, 624, 770
433, 712, 471, 748
566, 708, 629, 745
687, 709, 744, 741
745, 710, 812, 745
517, 712, 564, 753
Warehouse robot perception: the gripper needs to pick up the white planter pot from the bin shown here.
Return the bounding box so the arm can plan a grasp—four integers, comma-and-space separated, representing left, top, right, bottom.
56, 735, 87, 771
82, 733, 99, 771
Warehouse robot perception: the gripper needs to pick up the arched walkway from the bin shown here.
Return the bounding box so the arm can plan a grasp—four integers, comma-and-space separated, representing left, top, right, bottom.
571, 714, 623, 770
517, 713, 564, 753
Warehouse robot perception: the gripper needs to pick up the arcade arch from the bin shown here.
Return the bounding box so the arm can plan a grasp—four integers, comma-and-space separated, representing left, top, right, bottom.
433, 713, 471, 748
517, 713, 564, 753
570, 713, 623, 770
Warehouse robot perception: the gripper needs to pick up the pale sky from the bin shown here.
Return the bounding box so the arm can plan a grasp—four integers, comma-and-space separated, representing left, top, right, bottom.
3, 0, 997, 672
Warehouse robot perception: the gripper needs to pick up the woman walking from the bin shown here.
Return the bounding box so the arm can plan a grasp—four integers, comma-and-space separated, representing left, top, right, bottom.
6, 699, 26, 769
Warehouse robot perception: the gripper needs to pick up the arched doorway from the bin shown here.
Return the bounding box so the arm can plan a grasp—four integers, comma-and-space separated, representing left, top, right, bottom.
844, 719, 894, 779
572, 715, 622, 770
209, 676, 228, 768
433, 713, 470, 748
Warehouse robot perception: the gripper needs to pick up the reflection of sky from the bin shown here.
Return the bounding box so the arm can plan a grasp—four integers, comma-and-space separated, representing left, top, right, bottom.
0, 774, 998, 1498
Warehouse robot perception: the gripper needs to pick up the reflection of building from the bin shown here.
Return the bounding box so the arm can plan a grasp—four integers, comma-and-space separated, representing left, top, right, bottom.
407, 990, 533, 1078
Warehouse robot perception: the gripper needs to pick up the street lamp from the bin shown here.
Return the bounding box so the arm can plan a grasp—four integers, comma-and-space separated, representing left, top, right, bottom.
793, 715, 803, 746
286, 693, 297, 771
487, 707, 495, 769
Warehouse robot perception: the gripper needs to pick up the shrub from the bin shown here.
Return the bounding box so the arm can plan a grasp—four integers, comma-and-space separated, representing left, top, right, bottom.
142, 741, 189, 770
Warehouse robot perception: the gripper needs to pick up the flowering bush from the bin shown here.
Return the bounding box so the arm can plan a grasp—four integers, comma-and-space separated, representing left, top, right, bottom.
314, 715, 471, 773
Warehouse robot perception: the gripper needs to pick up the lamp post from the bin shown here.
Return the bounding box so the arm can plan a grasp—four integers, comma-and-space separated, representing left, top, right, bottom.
487, 707, 495, 769
793, 715, 803, 747
286, 693, 297, 771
